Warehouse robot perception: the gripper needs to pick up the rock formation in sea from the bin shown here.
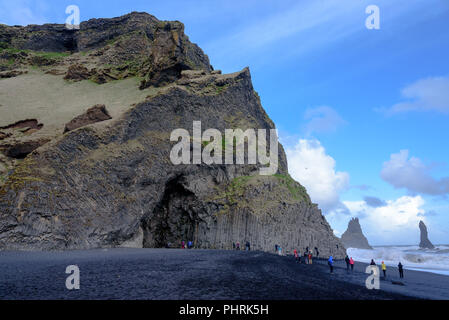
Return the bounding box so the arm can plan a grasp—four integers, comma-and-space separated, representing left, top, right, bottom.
419, 220, 434, 249
0, 12, 345, 258
340, 218, 372, 249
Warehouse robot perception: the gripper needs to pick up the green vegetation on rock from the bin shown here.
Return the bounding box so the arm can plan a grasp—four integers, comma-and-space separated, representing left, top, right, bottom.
273, 174, 311, 203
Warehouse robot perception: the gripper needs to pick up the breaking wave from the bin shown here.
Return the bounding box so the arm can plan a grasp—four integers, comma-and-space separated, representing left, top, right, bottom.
347, 245, 449, 276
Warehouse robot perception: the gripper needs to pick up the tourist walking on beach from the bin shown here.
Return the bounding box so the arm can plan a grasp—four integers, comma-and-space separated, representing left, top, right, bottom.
345, 255, 350, 272
278, 246, 282, 255
304, 251, 309, 264
328, 256, 334, 273
308, 251, 313, 264
349, 257, 354, 272
245, 241, 251, 251
294, 249, 298, 262
181, 241, 185, 249
275, 244, 278, 253
398, 262, 404, 279
236, 242, 240, 250
315, 247, 319, 258
381, 261, 387, 278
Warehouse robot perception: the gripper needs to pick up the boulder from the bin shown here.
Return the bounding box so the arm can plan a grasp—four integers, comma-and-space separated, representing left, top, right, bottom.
64, 104, 112, 133
64, 64, 92, 81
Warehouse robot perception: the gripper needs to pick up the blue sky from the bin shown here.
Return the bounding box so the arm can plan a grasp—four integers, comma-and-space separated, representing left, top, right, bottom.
1, 0, 448, 245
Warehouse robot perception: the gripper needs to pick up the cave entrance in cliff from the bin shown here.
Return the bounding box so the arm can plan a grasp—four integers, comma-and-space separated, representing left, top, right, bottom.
141, 176, 200, 248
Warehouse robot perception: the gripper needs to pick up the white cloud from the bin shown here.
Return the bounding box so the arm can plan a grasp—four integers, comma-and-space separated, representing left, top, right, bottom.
286, 139, 349, 213
384, 76, 449, 115
342, 195, 426, 245
381, 150, 449, 195
303, 106, 346, 135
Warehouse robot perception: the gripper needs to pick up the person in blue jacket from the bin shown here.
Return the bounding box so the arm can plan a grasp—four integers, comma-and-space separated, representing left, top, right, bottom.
328, 256, 334, 273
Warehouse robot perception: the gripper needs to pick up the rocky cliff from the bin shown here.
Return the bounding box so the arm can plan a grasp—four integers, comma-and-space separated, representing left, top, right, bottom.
419, 220, 434, 249
0, 12, 345, 258
340, 218, 372, 249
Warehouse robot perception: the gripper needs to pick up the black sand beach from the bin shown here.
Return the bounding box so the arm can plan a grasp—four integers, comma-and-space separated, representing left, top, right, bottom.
0, 248, 447, 300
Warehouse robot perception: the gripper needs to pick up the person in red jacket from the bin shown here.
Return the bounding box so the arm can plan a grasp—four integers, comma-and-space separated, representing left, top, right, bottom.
308, 251, 313, 264
349, 257, 354, 272
293, 249, 299, 263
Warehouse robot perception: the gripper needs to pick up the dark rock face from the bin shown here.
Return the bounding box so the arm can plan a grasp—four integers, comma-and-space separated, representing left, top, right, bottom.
64, 105, 112, 133
0, 13, 345, 258
419, 220, 434, 249
341, 218, 372, 249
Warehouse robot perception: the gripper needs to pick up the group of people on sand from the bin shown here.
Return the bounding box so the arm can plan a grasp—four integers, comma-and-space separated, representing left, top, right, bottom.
317, 254, 406, 280
180, 241, 194, 249
233, 241, 251, 251
165, 240, 194, 248
329, 255, 355, 274
290, 246, 320, 264
369, 259, 405, 279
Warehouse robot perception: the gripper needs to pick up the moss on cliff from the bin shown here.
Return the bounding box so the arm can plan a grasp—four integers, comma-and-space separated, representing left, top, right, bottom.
211, 173, 311, 216
0, 157, 44, 195
273, 174, 311, 203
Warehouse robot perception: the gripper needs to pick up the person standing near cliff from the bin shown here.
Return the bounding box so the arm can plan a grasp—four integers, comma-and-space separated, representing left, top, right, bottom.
308, 251, 313, 264
398, 262, 404, 279
345, 255, 350, 272
315, 247, 319, 259
293, 249, 298, 262
381, 261, 387, 278
349, 257, 354, 272
328, 256, 334, 273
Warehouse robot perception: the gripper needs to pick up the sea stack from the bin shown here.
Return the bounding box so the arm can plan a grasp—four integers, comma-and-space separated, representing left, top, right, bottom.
419, 220, 435, 249
0, 12, 346, 258
341, 218, 372, 249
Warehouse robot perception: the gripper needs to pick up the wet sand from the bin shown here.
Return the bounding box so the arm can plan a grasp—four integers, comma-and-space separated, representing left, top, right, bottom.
0, 248, 446, 300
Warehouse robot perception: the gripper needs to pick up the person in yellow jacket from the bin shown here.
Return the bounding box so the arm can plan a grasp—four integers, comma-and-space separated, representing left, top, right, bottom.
381, 261, 387, 278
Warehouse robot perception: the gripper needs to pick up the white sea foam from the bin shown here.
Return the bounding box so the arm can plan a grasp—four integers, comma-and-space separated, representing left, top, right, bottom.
347, 245, 449, 276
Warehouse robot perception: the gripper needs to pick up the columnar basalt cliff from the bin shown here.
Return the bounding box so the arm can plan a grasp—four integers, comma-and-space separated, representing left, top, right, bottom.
0, 12, 345, 258
340, 218, 372, 250
419, 220, 434, 249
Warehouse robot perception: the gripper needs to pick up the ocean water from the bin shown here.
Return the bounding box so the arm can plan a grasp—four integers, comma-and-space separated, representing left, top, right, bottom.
347, 245, 449, 276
